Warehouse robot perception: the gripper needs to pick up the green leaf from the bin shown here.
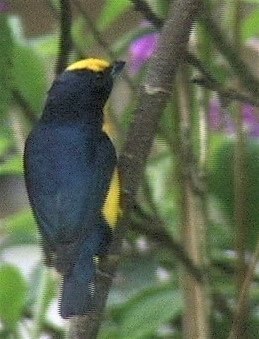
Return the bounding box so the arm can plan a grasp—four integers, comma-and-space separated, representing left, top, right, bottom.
13, 43, 47, 114
0, 264, 27, 328
97, 0, 132, 31
33, 34, 59, 58
241, 0, 259, 3
210, 222, 232, 250
0, 155, 23, 175
114, 284, 182, 338
242, 10, 259, 41
0, 15, 13, 123
208, 135, 259, 249
3, 210, 37, 245
98, 323, 120, 339
0, 134, 13, 157
146, 151, 179, 226
109, 254, 160, 305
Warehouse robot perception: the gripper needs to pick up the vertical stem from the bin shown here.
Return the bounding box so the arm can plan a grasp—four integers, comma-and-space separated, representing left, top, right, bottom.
31, 266, 49, 339
234, 104, 248, 338
178, 66, 210, 339
197, 20, 211, 171
228, 240, 259, 339
56, 0, 72, 75
232, 0, 249, 337
197, 15, 212, 322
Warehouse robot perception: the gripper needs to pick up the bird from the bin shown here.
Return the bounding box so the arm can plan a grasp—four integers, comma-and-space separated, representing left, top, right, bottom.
23, 58, 125, 318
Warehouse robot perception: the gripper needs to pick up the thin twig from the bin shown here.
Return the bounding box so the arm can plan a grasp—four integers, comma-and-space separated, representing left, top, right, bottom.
185, 52, 218, 84
131, 0, 163, 28
73, 0, 116, 59
192, 78, 259, 107
31, 267, 50, 339
232, 1, 250, 336
201, 3, 259, 97
72, 0, 135, 90
130, 218, 234, 319
133, 0, 259, 104
212, 292, 233, 319
55, 0, 72, 75
12, 90, 38, 124
129, 213, 204, 283
228, 240, 259, 339
23, 309, 66, 339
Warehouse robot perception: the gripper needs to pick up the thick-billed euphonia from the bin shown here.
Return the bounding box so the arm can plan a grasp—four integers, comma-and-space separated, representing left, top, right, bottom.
24, 58, 125, 318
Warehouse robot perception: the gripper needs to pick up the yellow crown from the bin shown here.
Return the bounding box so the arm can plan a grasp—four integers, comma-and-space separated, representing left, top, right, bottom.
66, 58, 110, 72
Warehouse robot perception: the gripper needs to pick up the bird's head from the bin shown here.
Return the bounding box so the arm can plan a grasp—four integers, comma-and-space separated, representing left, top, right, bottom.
43, 58, 125, 123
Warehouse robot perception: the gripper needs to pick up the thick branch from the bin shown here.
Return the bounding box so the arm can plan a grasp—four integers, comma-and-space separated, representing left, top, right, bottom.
68, 0, 202, 338
133, 0, 259, 102
131, 0, 213, 87
120, 1, 201, 203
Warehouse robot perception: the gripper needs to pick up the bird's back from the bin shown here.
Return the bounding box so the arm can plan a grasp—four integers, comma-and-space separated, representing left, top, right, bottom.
24, 120, 116, 246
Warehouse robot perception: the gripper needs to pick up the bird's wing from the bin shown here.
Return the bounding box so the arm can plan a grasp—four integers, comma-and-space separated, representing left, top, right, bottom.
24, 123, 116, 248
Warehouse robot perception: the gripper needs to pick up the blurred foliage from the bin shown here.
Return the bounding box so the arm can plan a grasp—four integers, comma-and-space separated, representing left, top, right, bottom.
0, 14, 12, 125
13, 43, 47, 114
0, 0, 259, 337
209, 135, 259, 249
0, 264, 27, 328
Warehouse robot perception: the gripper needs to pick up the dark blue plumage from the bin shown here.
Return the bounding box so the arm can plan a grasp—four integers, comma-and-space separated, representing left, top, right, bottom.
24, 59, 125, 318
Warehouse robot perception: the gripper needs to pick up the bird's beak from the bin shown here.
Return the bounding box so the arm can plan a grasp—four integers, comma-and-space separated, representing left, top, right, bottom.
110, 61, 125, 78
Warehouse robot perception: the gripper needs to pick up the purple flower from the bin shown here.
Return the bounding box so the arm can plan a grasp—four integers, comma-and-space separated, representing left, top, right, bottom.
209, 99, 259, 137
209, 99, 235, 134
129, 23, 159, 75
243, 104, 259, 137
0, 1, 9, 12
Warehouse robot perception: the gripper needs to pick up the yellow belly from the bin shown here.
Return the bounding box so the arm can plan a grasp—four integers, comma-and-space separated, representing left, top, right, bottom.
102, 168, 121, 228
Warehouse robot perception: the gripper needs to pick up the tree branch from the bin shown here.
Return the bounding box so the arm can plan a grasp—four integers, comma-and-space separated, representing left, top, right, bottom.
228, 240, 259, 339
133, 0, 259, 104
200, 3, 259, 97
192, 77, 259, 107
177, 65, 210, 338
73, 0, 115, 59
131, 0, 163, 28
55, 0, 72, 75
120, 2, 201, 203
131, 0, 214, 87
129, 214, 204, 283
68, 0, 202, 338
12, 89, 38, 124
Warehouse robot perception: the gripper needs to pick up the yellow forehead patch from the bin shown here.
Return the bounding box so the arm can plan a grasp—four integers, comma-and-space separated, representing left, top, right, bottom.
66, 58, 110, 72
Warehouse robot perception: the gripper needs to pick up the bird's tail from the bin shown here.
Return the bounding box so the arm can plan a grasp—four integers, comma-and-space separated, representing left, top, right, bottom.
59, 223, 111, 318
60, 253, 96, 318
